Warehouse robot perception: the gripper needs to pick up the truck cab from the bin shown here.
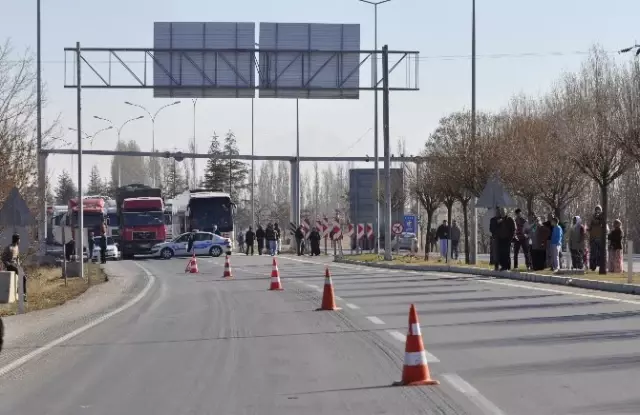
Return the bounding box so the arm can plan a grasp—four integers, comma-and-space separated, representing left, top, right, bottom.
119, 197, 166, 259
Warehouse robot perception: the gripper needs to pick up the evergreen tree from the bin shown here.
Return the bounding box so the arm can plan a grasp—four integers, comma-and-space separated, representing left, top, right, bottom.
55, 170, 77, 204
223, 130, 249, 201
203, 132, 227, 191
87, 164, 104, 195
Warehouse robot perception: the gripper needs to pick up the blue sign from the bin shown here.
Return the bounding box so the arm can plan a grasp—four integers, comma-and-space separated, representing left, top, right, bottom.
403, 215, 417, 234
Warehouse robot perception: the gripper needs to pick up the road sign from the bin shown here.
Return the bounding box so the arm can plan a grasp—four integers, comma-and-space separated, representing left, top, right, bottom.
357, 223, 365, 240
365, 223, 373, 238
392, 222, 404, 235
403, 214, 416, 234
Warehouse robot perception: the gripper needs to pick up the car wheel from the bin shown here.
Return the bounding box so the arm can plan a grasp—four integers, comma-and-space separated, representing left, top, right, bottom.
209, 246, 223, 257
161, 248, 174, 259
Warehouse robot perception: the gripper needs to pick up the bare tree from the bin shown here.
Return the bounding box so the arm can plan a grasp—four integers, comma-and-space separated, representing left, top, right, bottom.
560, 48, 633, 274
409, 161, 441, 259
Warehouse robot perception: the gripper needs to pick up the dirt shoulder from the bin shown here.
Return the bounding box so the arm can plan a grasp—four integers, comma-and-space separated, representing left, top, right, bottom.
0, 261, 151, 368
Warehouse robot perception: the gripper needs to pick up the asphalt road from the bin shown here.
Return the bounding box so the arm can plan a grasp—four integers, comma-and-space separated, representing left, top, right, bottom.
2, 254, 640, 414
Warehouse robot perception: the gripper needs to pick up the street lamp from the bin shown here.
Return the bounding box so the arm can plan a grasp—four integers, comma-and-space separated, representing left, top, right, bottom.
124, 100, 181, 186
620, 44, 640, 56
358, 0, 393, 255
94, 115, 145, 186
470, 0, 478, 265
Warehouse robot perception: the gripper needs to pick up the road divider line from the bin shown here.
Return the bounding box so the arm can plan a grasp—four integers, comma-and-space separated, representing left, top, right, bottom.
0, 262, 156, 378
366, 316, 385, 325
481, 279, 640, 305
443, 373, 506, 415
346, 303, 360, 310
387, 330, 440, 362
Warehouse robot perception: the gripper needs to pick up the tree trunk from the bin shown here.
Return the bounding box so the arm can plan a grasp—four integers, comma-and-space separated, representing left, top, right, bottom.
599, 183, 608, 275
424, 210, 434, 261
446, 202, 454, 263
462, 200, 470, 264
526, 195, 534, 216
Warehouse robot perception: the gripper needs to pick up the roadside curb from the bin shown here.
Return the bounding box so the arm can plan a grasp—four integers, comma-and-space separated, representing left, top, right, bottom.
334, 258, 640, 296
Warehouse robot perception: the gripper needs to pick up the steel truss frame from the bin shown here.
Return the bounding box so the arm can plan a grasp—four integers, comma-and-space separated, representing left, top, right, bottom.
41, 148, 431, 163
63, 47, 420, 92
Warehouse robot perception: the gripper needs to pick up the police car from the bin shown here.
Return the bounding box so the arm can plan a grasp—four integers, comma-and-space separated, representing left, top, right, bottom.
151, 231, 232, 259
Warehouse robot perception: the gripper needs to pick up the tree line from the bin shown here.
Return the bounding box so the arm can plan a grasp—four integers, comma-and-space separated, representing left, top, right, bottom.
409, 47, 640, 274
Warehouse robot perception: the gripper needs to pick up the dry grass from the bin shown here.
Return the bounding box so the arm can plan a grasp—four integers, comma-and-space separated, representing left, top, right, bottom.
346, 254, 640, 285
0, 263, 107, 316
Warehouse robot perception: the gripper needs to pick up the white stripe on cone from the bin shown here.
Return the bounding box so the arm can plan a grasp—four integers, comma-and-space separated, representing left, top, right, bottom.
410, 323, 421, 336
404, 350, 428, 366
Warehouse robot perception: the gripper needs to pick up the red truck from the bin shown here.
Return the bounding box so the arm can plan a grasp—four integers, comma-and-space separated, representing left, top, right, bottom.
116, 184, 165, 259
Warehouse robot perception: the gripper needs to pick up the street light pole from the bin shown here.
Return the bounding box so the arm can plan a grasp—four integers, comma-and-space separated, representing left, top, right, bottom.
94, 115, 144, 186
192, 98, 198, 188
251, 98, 255, 229
470, 0, 478, 265
358, 0, 392, 254
124, 100, 181, 186
36, 0, 45, 265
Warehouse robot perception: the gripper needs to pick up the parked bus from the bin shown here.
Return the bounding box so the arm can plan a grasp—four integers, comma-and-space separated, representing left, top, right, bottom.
171, 189, 236, 241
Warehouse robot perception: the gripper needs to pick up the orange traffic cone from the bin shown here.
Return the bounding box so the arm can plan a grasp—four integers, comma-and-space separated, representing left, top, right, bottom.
317, 266, 340, 311
185, 252, 199, 274
223, 255, 233, 279
394, 304, 439, 386
269, 258, 284, 291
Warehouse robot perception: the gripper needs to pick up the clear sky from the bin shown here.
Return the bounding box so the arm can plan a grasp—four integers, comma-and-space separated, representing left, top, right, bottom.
2, 0, 639, 185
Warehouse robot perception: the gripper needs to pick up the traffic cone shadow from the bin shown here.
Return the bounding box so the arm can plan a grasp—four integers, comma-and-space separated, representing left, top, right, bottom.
316, 266, 341, 311
393, 304, 439, 387
269, 257, 284, 291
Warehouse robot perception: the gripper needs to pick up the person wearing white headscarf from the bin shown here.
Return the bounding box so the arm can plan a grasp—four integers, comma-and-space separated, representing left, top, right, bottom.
569, 216, 586, 269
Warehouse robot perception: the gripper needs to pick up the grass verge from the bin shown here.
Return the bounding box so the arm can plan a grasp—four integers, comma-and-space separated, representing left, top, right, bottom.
344, 253, 640, 285
0, 263, 108, 317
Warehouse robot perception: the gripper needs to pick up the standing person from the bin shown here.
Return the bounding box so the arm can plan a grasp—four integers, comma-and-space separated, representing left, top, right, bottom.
245, 226, 255, 256
436, 220, 449, 261
550, 217, 563, 272
295, 225, 305, 256
88, 231, 95, 262
489, 207, 500, 270
608, 219, 624, 273
513, 209, 531, 270
496, 207, 516, 271
212, 225, 221, 236
237, 231, 245, 254
450, 220, 461, 260
543, 213, 555, 269
256, 225, 265, 255
100, 219, 108, 264
265, 223, 277, 256
529, 214, 542, 271
588, 205, 607, 272
309, 227, 321, 256
2, 233, 26, 301
569, 216, 586, 270
273, 223, 281, 255
187, 229, 197, 253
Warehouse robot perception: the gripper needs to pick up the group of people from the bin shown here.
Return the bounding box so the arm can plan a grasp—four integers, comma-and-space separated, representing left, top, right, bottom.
237, 223, 282, 256
488, 205, 625, 273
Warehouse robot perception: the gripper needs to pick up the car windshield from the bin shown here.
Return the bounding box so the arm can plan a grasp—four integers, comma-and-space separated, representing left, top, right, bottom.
189, 197, 234, 232
122, 212, 164, 227
71, 212, 104, 228
93, 236, 115, 245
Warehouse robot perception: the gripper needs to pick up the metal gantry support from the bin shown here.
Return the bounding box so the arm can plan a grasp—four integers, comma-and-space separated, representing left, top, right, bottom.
66, 43, 418, 261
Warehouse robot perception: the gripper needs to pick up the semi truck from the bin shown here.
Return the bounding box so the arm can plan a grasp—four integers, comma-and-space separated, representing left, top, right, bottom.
116, 184, 165, 259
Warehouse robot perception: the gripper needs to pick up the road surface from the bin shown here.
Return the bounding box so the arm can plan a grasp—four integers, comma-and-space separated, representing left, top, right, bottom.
1, 254, 640, 414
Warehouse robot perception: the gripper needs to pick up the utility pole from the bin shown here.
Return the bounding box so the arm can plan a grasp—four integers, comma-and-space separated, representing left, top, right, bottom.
382, 45, 392, 261
470, 0, 478, 265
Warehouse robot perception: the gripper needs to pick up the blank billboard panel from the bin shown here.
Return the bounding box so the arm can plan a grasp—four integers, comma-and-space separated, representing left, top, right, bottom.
258, 23, 361, 99
153, 22, 256, 98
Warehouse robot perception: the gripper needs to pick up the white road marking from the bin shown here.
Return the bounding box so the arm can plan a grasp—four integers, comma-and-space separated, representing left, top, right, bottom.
366, 316, 385, 325
481, 279, 640, 306
386, 330, 440, 362
443, 373, 506, 415
346, 303, 360, 310
0, 262, 156, 378
335, 296, 343, 301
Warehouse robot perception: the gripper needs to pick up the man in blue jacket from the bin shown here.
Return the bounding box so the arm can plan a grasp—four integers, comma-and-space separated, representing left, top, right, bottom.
550, 217, 564, 272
